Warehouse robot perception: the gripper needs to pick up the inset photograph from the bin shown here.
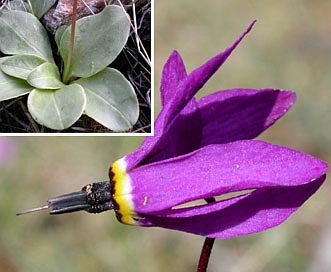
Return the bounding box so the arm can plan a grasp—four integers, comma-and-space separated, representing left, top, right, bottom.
0, 0, 151, 133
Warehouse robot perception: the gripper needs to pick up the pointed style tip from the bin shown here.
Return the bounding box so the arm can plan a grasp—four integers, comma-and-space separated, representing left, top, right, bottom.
16, 205, 49, 216
16, 181, 114, 216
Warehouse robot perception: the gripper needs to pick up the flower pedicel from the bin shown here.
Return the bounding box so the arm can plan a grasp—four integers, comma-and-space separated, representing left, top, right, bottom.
18, 21, 328, 239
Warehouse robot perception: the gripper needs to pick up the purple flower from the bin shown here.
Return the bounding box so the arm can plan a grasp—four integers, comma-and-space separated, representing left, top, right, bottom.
108, 21, 327, 238
20, 21, 328, 239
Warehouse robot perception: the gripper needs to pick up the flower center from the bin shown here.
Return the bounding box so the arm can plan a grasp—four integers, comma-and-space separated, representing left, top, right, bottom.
109, 157, 139, 225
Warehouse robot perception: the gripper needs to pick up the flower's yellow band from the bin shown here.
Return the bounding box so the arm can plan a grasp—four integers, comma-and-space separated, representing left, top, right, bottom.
110, 158, 138, 226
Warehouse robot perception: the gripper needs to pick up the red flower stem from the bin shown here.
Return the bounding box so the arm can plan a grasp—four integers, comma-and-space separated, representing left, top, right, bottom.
197, 197, 216, 272
197, 237, 215, 272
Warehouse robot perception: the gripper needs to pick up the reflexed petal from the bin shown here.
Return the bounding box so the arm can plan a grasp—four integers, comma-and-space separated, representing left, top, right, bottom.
127, 88, 295, 170
138, 176, 325, 238
160, 51, 187, 106
131, 99, 203, 166
131, 89, 295, 169
197, 88, 296, 145
165, 98, 202, 157
125, 21, 256, 170
159, 21, 257, 133
125, 140, 327, 214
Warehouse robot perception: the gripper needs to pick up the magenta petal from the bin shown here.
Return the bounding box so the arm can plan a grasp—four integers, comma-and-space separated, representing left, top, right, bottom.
128, 140, 327, 213
143, 98, 202, 163
125, 21, 256, 170
160, 51, 187, 107
138, 176, 325, 238
127, 88, 295, 170
159, 21, 257, 131
198, 89, 296, 145
123, 99, 202, 171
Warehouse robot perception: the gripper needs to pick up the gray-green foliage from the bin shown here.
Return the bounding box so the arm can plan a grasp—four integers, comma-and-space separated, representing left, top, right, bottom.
75, 68, 139, 132
0, 5, 138, 131
28, 0, 57, 19
0, 9, 53, 61
60, 5, 131, 80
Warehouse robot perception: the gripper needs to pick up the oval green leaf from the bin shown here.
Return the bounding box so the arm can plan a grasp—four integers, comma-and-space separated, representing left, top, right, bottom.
0, 55, 45, 80
55, 25, 67, 49
27, 84, 87, 130
27, 62, 63, 89
0, 68, 33, 101
60, 5, 130, 79
0, 10, 54, 62
29, 0, 56, 19
75, 68, 139, 132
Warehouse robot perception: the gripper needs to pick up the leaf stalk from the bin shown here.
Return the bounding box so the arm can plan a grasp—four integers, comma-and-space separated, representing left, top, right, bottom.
63, 0, 78, 83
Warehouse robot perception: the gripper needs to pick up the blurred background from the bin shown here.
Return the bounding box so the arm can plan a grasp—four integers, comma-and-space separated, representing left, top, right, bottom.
1, 0, 331, 271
